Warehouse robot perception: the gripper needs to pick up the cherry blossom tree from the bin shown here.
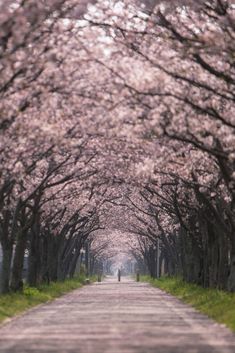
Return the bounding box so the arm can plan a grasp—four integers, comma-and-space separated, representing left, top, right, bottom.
1, 0, 235, 293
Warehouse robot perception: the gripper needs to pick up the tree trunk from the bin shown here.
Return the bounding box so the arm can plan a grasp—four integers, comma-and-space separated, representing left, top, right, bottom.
57, 256, 66, 281
200, 219, 209, 288
40, 235, 50, 284
85, 242, 90, 277
217, 230, 229, 290
10, 231, 28, 292
28, 223, 41, 287
48, 235, 58, 281
0, 245, 13, 294
228, 237, 235, 292
68, 248, 81, 278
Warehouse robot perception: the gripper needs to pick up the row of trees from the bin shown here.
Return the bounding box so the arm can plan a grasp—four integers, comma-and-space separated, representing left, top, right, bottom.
0, 0, 106, 294
0, 140, 105, 293
0, 0, 234, 292
111, 0, 235, 291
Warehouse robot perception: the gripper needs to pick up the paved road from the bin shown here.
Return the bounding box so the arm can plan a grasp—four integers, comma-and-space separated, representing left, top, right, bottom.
0, 277, 235, 353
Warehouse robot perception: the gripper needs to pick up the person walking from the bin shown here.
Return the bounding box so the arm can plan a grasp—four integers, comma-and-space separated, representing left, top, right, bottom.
118, 269, 121, 282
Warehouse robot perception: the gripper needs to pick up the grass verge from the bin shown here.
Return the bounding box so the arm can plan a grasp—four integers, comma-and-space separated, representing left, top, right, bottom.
141, 275, 235, 333
0, 275, 95, 324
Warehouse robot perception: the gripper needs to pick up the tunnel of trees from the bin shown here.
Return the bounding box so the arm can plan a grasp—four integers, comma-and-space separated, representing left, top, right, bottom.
0, 0, 235, 294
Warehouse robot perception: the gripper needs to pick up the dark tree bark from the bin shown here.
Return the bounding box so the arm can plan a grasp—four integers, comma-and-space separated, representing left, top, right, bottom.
27, 219, 41, 287
228, 238, 235, 292
10, 229, 28, 292
0, 244, 13, 294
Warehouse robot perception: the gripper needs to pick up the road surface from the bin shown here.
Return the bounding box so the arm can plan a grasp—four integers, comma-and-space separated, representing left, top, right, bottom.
0, 277, 235, 352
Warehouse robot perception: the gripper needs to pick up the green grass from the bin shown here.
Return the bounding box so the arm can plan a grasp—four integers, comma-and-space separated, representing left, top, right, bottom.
0, 275, 95, 324
141, 275, 235, 332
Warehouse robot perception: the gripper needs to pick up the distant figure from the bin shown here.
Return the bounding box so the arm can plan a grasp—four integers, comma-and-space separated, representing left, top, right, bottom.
118, 269, 121, 282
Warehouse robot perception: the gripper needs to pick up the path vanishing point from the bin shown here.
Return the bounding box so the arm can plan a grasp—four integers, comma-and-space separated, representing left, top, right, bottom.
0, 277, 235, 353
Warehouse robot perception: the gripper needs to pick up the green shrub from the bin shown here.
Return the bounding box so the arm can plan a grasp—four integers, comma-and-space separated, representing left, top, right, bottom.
23, 287, 40, 296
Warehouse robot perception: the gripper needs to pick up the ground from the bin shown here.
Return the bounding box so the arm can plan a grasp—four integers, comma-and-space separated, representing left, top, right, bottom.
0, 277, 235, 352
